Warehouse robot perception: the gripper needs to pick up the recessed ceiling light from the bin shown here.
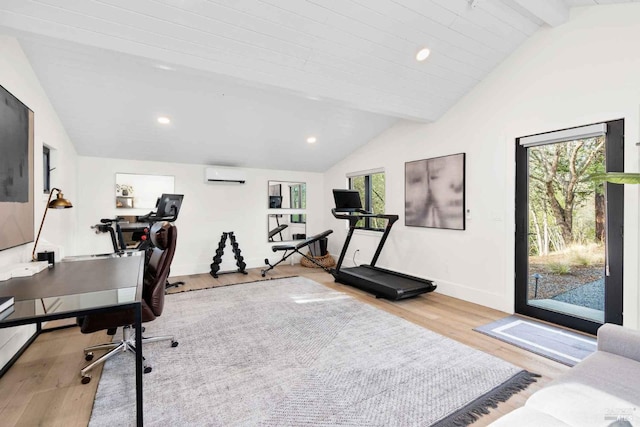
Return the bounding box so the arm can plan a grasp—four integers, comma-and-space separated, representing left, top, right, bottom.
416, 47, 431, 62
156, 64, 174, 71
306, 136, 317, 144
157, 116, 171, 124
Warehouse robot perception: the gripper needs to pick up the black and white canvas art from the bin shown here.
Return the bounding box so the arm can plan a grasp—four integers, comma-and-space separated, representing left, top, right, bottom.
0, 84, 34, 251
405, 153, 465, 230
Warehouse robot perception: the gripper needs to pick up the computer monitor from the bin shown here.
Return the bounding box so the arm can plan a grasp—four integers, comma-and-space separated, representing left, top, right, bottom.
155, 193, 184, 219
332, 189, 363, 212
269, 196, 282, 209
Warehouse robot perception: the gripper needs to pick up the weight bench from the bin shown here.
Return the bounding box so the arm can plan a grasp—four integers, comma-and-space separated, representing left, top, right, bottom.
261, 229, 333, 277
268, 224, 288, 242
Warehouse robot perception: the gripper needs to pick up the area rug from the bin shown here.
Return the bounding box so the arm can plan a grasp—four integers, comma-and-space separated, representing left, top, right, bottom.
474, 315, 596, 367
90, 277, 537, 426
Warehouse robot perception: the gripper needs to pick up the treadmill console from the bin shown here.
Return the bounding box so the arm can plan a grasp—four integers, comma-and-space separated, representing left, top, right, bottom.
332, 189, 363, 212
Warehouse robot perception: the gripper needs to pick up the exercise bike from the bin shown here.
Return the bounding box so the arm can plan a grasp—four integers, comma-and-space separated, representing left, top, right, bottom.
92, 194, 185, 289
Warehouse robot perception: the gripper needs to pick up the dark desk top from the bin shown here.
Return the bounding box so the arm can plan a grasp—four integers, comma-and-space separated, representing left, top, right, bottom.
0, 255, 144, 301
0, 255, 144, 327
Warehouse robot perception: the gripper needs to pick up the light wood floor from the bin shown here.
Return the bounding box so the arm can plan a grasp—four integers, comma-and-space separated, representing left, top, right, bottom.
0, 265, 572, 426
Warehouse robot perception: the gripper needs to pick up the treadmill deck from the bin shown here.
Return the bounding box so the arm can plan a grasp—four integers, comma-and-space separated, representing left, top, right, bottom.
333, 265, 436, 300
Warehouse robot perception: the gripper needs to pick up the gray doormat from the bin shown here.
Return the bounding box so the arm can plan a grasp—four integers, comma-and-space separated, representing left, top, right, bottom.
90, 277, 537, 426
474, 315, 596, 366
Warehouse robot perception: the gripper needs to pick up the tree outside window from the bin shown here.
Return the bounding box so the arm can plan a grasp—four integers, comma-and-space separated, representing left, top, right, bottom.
349, 172, 385, 230
290, 184, 306, 223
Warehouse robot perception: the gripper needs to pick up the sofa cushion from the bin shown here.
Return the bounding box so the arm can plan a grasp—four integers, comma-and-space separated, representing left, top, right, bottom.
554, 351, 640, 405
527, 382, 635, 427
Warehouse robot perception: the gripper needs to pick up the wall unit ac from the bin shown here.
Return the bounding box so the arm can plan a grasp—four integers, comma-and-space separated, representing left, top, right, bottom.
205, 167, 246, 184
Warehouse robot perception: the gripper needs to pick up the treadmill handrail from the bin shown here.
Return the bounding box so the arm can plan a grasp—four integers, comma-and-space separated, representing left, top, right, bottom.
331, 208, 399, 271
331, 208, 399, 222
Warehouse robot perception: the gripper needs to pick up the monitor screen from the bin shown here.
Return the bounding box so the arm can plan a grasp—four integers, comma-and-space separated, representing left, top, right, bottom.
332, 189, 362, 211
269, 196, 282, 209
156, 193, 184, 217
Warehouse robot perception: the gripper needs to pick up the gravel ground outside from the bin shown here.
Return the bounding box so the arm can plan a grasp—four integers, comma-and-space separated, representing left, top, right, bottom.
527, 263, 605, 303
552, 279, 604, 311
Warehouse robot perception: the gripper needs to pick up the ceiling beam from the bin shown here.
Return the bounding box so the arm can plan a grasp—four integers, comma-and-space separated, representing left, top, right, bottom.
511, 0, 569, 27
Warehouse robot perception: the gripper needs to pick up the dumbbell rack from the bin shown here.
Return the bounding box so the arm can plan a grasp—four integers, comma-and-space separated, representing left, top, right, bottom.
210, 231, 248, 278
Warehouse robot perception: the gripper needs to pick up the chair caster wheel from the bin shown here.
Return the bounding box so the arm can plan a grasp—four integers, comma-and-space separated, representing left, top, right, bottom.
85, 352, 94, 361
144, 366, 152, 374
171, 341, 179, 347
81, 376, 91, 384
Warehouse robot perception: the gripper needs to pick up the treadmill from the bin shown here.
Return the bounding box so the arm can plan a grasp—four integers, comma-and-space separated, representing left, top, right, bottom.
331, 189, 436, 300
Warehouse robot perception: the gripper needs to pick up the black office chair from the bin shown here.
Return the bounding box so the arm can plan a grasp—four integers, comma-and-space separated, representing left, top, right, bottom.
77, 222, 179, 384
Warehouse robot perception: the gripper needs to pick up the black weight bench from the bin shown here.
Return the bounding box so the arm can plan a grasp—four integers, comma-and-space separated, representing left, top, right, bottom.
261, 229, 333, 277
268, 224, 288, 242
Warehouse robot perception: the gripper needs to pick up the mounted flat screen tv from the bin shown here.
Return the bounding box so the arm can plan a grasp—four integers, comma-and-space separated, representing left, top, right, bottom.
0, 84, 34, 251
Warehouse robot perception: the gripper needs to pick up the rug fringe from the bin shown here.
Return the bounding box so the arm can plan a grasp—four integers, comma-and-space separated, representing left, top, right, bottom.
432, 370, 540, 427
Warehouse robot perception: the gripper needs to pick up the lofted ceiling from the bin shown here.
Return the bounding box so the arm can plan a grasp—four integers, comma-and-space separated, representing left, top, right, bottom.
0, 0, 638, 172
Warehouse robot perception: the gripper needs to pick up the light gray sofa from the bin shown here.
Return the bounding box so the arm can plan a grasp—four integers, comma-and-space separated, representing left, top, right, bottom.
490, 323, 640, 427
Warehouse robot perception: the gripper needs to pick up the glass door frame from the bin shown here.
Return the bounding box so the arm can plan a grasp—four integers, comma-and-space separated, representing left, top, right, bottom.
514, 119, 624, 335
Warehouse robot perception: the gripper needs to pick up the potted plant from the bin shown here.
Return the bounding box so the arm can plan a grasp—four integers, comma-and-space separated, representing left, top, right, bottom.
116, 184, 134, 196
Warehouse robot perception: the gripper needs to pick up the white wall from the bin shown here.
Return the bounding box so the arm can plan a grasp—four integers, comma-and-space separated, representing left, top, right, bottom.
75, 157, 324, 275
0, 36, 78, 368
324, 4, 640, 328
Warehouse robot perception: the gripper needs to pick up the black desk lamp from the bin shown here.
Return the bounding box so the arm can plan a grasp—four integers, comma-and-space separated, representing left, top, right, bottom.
32, 188, 73, 261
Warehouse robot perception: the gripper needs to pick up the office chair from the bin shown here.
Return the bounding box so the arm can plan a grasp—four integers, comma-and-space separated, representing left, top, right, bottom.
77, 221, 179, 384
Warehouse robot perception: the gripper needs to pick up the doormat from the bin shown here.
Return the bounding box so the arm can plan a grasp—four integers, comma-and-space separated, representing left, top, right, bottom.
474, 315, 596, 366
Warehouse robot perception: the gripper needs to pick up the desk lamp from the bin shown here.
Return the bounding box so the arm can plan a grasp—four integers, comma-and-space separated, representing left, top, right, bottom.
32, 188, 73, 261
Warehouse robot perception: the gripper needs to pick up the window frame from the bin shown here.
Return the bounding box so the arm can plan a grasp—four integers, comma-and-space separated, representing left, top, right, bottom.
43, 145, 51, 194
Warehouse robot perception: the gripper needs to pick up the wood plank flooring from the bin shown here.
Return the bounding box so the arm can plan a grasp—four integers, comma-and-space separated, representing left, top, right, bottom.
0, 265, 571, 426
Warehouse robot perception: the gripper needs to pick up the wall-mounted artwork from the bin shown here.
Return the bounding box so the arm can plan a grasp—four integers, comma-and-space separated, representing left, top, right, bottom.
405, 153, 465, 230
0, 84, 34, 251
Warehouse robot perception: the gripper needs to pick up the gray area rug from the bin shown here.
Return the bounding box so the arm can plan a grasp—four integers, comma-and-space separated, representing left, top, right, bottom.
90, 277, 537, 426
474, 315, 596, 367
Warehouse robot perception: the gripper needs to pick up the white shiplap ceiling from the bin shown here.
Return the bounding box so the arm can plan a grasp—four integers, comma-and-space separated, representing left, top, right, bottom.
0, 0, 638, 171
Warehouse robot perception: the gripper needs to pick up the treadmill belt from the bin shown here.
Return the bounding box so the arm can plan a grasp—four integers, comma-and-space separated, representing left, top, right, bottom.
334, 265, 436, 300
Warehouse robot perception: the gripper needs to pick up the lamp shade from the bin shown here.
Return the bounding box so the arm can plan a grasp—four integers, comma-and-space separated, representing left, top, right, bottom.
48, 192, 73, 209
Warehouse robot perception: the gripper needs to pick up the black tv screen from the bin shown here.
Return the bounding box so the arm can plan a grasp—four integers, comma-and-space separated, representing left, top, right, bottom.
0, 84, 34, 251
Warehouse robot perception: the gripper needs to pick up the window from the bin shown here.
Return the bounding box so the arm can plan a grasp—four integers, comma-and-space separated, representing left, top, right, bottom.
290, 183, 306, 223
43, 146, 51, 194
348, 171, 385, 230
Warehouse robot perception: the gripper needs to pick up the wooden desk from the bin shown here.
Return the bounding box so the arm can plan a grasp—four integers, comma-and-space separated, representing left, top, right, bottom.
0, 255, 145, 426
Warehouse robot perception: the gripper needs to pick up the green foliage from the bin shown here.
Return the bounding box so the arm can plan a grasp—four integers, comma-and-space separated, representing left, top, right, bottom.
349, 172, 386, 230
589, 172, 640, 185
370, 173, 386, 229
528, 136, 605, 250
571, 254, 591, 267
548, 262, 571, 275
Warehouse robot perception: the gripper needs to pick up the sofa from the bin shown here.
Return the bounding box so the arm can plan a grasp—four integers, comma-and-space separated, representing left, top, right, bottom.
490, 323, 640, 427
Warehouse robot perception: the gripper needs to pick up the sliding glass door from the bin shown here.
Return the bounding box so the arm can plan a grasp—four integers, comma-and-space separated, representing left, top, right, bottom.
515, 120, 624, 334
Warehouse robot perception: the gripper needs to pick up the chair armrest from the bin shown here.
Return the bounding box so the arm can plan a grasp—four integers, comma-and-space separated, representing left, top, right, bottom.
597, 323, 640, 362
